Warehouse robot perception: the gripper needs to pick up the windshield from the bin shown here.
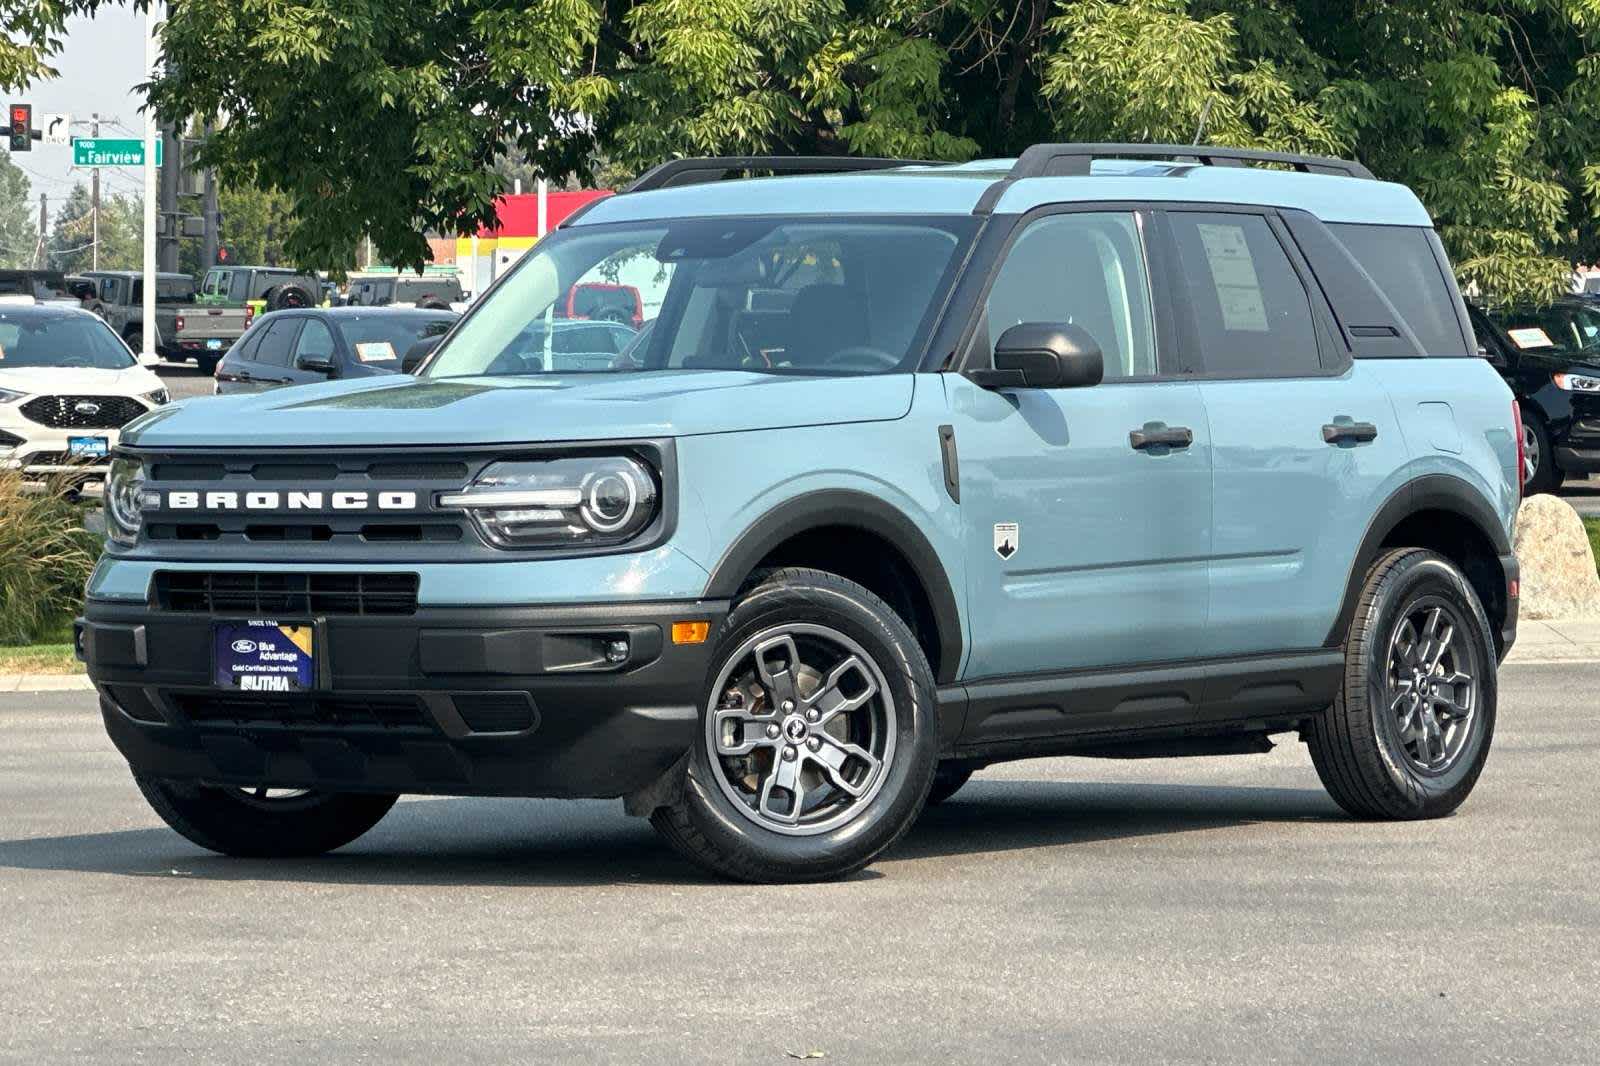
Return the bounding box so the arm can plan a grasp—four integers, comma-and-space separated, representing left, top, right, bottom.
1501, 304, 1600, 355
339, 314, 456, 365
424, 216, 976, 378
0, 312, 135, 369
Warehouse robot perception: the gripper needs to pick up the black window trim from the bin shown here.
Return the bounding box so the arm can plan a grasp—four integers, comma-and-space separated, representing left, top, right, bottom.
945, 200, 1184, 383
1159, 203, 1351, 382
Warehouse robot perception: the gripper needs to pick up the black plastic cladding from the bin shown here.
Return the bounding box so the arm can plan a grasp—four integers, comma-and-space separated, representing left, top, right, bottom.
111, 439, 679, 565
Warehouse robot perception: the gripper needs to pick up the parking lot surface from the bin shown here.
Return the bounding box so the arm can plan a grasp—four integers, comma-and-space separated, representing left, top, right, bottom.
1, 665, 1595, 1064
153, 360, 215, 402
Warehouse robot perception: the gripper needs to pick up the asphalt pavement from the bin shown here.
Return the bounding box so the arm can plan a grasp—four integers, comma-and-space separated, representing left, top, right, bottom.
153, 358, 216, 402
1, 666, 1595, 1064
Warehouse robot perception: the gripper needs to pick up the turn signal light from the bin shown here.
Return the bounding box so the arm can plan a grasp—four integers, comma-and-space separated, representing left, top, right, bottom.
671, 621, 710, 645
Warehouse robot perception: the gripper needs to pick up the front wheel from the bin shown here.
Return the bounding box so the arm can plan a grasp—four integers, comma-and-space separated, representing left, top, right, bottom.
135, 776, 398, 857
651, 568, 939, 882
1521, 409, 1560, 495
1307, 548, 1496, 820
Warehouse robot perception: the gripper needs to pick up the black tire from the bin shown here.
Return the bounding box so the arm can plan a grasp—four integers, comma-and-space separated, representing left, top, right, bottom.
195, 354, 220, 375
134, 776, 398, 858
266, 284, 315, 311
1521, 408, 1559, 495
650, 567, 939, 882
1307, 549, 1496, 820
125, 332, 144, 356
924, 763, 976, 806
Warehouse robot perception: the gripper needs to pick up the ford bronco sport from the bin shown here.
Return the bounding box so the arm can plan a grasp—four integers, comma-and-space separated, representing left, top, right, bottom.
82, 145, 1520, 883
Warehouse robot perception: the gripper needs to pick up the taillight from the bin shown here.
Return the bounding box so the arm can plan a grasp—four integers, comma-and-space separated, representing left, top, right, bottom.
175, 314, 185, 333
1512, 398, 1525, 502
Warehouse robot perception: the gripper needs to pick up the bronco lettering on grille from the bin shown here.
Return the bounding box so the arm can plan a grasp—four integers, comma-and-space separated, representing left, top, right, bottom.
165, 491, 419, 511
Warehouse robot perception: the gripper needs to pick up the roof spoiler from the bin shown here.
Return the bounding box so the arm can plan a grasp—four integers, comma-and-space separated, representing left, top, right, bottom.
624, 155, 940, 193
1006, 143, 1375, 181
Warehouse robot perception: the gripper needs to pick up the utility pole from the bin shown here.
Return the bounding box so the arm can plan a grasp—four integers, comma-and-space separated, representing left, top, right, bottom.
36, 193, 46, 268
157, 118, 180, 272
141, 9, 159, 359
90, 113, 100, 270
201, 158, 217, 269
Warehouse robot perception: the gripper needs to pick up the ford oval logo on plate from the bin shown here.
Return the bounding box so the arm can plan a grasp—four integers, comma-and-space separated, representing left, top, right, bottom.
230, 639, 257, 654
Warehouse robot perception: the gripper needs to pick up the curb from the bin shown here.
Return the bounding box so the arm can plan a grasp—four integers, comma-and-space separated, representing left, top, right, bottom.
0, 674, 93, 693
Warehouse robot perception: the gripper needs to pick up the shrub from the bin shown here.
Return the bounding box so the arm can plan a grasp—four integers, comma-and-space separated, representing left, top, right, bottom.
0, 471, 102, 644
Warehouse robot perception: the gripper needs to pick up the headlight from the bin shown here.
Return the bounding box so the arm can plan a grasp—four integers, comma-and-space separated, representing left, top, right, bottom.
1553, 371, 1600, 392
105, 457, 157, 545
440, 456, 659, 549
0, 388, 26, 405
141, 387, 170, 406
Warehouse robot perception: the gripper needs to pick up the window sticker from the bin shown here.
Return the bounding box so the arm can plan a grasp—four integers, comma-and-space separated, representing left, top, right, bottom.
1196, 222, 1269, 332
354, 341, 396, 362
1506, 327, 1554, 350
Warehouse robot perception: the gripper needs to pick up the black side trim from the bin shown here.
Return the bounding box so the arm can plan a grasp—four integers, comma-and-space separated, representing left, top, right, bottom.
1324, 474, 1512, 648
704, 490, 963, 684
938, 424, 960, 503
945, 650, 1343, 760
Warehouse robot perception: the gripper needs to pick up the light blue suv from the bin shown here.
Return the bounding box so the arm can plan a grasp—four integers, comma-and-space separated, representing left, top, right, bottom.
83, 144, 1521, 882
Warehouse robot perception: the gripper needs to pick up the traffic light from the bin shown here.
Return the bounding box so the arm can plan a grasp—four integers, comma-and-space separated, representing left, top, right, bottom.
8, 103, 31, 152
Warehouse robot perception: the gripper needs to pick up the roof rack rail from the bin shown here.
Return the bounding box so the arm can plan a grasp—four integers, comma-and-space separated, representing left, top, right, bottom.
1007, 143, 1376, 181
624, 155, 939, 194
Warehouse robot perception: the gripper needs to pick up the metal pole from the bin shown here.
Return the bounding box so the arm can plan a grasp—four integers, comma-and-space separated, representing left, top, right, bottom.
91, 114, 100, 270
537, 178, 547, 239
36, 194, 46, 268
141, 9, 159, 358
157, 119, 179, 272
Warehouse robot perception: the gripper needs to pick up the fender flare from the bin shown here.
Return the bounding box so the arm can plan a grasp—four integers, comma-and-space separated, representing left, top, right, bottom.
1324, 473, 1512, 647
704, 489, 964, 683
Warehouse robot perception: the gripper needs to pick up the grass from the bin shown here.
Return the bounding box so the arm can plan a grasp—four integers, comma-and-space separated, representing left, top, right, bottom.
0, 470, 102, 646
0, 643, 81, 675
1587, 517, 1600, 575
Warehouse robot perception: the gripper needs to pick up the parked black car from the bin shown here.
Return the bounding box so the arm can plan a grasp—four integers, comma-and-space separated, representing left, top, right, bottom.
1471, 297, 1600, 493
213, 307, 456, 395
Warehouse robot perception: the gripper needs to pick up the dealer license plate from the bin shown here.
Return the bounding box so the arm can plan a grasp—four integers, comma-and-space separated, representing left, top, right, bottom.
214, 621, 315, 691
67, 436, 109, 458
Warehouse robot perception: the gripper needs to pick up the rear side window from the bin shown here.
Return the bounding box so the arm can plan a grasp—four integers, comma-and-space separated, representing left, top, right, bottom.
1328, 224, 1467, 355
252, 318, 301, 366
1168, 212, 1320, 376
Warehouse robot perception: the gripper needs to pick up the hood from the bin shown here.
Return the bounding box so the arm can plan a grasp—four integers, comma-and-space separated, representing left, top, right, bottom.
121, 370, 916, 448
0, 363, 162, 396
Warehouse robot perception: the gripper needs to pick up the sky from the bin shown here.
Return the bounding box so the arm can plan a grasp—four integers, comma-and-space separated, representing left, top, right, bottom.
11, 7, 152, 228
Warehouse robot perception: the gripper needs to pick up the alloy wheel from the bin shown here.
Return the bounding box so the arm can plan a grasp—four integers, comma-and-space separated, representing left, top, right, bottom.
1384, 600, 1478, 774
705, 623, 896, 836
1522, 421, 1539, 485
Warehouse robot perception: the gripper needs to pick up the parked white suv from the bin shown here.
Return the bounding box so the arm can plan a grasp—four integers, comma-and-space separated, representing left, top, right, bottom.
0, 304, 169, 482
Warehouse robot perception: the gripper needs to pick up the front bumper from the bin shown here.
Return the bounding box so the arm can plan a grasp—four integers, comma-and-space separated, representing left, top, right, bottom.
81, 597, 728, 799
0, 423, 124, 477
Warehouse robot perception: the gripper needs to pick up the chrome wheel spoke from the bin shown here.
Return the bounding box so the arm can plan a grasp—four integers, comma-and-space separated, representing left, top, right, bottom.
754, 633, 802, 709
713, 707, 780, 756
758, 749, 806, 825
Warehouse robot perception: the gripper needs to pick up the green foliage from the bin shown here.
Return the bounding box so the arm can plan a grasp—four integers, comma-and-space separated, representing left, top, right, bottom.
45, 182, 143, 273
5, 0, 1600, 305
0, 471, 101, 645
0, 153, 38, 269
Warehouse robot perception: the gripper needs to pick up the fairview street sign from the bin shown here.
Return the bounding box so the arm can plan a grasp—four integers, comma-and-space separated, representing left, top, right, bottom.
71, 137, 162, 167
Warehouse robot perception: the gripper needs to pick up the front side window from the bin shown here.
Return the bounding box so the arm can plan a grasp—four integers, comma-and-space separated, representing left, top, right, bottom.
984, 211, 1157, 379
425, 216, 976, 378
1168, 212, 1321, 376
0, 312, 135, 369
294, 319, 337, 365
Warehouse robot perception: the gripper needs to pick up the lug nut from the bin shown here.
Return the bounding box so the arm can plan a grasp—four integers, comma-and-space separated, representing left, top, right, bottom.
807, 737, 821, 752
765, 723, 780, 739
782, 746, 797, 761
781, 700, 795, 713
805, 708, 819, 722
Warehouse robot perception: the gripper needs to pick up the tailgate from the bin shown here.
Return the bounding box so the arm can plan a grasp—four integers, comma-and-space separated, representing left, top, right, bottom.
179, 307, 249, 339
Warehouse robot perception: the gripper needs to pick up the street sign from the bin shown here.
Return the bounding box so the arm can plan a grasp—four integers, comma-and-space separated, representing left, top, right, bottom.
71, 136, 162, 167
38, 112, 70, 145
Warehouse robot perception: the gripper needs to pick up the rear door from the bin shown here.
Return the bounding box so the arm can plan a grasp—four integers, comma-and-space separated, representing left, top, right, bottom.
1165, 208, 1408, 661
238, 315, 303, 390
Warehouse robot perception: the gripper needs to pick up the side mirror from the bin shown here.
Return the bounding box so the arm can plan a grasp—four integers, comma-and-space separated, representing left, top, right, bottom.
973, 322, 1104, 389
297, 356, 335, 374
402, 337, 441, 373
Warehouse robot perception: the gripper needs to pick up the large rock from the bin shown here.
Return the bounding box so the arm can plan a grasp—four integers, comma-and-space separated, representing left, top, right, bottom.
1513, 494, 1600, 620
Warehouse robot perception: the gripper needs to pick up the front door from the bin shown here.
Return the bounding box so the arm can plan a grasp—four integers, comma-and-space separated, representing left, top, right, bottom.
950, 209, 1212, 681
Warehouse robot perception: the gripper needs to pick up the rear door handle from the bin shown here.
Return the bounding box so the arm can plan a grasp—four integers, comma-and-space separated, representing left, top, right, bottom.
1129, 424, 1194, 451
1323, 421, 1378, 444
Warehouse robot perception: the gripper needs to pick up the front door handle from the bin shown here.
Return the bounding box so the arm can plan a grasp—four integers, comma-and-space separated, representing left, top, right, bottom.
1129, 424, 1194, 451
1323, 421, 1378, 444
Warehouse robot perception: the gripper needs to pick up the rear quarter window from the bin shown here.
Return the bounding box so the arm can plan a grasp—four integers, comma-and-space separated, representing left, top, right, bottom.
1327, 223, 1469, 356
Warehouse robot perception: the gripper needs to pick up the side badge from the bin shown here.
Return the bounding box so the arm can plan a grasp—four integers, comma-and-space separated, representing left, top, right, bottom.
993, 522, 1018, 560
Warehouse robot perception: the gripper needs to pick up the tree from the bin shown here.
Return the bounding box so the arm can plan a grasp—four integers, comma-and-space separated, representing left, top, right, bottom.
3, 0, 1596, 303
0, 153, 38, 269
44, 182, 142, 273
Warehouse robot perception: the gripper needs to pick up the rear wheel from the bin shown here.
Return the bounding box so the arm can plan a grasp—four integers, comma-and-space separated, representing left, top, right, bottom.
1307, 549, 1496, 820
134, 776, 398, 857
651, 568, 938, 882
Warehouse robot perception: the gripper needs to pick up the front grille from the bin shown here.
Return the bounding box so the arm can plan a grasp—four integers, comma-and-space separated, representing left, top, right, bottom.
153, 571, 420, 616
452, 693, 537, 734
20, 394, 147, 429
171, 692, 431, 731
